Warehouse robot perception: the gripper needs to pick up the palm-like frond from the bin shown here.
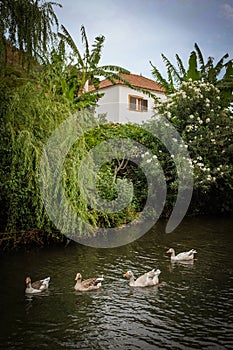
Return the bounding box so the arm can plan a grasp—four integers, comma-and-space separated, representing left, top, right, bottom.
161, 53, 182, 84
204, 56, 215, 82
187, 51, 200, 81
214, 53, 229, 78
194, 43, 205, 68
80, 25, 90, 64
217, 61, 233, 107
58, 25, 83, 67
175, 54, 186, 78
167, 67, 174, 88
194, 43, 206, 80
217, 61, 233, 89
150, 61, 173, 93
89, 35, 105, 68
98, 65, 130, 74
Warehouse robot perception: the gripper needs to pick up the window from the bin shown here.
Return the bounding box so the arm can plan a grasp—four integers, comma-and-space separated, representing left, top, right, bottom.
129, 95, 148, 112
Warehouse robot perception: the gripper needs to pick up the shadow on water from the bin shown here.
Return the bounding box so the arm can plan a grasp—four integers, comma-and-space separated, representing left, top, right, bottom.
0, 216, 233, 349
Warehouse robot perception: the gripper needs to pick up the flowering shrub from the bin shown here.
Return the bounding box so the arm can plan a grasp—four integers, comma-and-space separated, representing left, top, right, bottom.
152, 79, 233, 214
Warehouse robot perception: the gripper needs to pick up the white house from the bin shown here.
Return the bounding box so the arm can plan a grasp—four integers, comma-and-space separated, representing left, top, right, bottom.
89, 73, 166, 124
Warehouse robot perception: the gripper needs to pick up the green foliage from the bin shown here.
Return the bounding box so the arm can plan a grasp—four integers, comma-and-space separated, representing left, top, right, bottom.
187, 51, 200, 81
58, 25, 131, 97
0, 78, 102, 244
79, 124, 150, 227
150, 43, 233, 108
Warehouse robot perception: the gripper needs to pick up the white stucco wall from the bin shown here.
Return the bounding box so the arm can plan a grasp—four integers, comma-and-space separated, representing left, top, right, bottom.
95, 85, 165, 124
95, 85, 120, 123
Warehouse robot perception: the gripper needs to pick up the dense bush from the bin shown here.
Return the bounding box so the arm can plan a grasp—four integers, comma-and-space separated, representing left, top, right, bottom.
150, 79, 233, 215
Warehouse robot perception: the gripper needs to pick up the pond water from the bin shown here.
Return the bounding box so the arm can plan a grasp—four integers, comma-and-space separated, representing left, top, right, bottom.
0, 216, 233, 350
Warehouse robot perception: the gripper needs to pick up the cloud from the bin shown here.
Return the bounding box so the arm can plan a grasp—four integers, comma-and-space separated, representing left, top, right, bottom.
221, 3, 233, 19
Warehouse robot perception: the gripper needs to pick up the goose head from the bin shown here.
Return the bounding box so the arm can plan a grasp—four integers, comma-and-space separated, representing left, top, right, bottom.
25, 277, 31, 285
154, 269, 161, 276
123, 271, 134, 278
75, 273, 82, 281
166, 248, 175, 254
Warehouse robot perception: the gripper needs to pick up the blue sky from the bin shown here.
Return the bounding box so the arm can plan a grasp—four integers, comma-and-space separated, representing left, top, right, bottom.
54, 0, 233, 79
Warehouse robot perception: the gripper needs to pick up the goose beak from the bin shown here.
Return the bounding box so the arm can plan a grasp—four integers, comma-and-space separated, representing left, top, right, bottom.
123, 272, 128, 277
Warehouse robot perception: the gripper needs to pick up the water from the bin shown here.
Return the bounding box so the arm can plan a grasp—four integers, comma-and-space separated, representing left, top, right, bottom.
0, 216, 233, 350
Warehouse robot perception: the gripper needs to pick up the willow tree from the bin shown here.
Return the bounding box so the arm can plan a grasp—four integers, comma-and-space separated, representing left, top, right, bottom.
0, 0, 61, 75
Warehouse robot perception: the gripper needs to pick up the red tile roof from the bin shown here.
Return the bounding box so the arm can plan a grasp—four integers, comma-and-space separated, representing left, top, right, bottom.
89, 73, 164, 93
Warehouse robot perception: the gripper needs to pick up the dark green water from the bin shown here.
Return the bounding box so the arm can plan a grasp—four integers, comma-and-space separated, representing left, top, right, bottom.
0, 216, 233, 350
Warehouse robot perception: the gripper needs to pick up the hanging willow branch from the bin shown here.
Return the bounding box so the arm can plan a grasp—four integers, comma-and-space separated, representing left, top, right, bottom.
0, 0, 62, 73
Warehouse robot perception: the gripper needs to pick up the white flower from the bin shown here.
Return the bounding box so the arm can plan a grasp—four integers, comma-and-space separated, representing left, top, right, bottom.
206, 118, 210, 123
152, 155, 158, 159
171, 154, 175, 158
186, 125, 192, 132
189, 114, 194, 119
146, 159, 152, 163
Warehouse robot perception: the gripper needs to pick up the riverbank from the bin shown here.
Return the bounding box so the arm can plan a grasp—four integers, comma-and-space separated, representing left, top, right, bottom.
1, 213, 232, 252
0, 228, 69, 251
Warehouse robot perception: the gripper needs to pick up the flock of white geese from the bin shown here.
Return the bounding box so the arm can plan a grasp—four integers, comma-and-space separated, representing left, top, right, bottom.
25, 247, 197, 294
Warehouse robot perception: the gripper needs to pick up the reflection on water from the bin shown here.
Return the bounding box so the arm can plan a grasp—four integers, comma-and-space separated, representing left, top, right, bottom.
0, 216, 233, 349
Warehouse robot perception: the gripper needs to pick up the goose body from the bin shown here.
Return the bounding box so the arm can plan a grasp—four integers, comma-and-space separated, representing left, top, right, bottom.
166, 248, 197, 261
123, 269, 161, 287
74, 273, 104, 291
25, 276, 50, 294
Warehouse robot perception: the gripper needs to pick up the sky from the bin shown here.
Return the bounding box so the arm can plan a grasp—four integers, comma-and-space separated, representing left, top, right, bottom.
53, 0, 233, 79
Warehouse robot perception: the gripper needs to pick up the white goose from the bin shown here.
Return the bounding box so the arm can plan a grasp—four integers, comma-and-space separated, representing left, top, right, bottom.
166, 248, 197, 261
74, 273, 104, 291
123, 269, 161, 287
25, 276, 50, 294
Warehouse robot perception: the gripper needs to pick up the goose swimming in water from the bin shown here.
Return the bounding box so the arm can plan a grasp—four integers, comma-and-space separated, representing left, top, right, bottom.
123, 269, 161, 287
74, 273, 104, 291
25, 276, 50, 294
166, 248, 197, 261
